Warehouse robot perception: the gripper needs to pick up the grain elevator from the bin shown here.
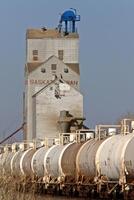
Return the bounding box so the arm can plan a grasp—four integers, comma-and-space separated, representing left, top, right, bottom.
24, 9, 83, 141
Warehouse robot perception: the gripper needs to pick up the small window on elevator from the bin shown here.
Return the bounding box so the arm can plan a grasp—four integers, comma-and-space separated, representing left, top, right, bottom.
33, 50, 38, 55
33, 50, 38, 61
58, 50, 64, 61
51, 64, 57, 71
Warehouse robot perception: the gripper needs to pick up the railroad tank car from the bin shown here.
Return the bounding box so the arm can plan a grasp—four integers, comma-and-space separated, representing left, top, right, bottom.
58, 142, 82, 183
20, 148, 35, 178
0, 147, 13, 175
3, 144, 18, 175
42, 142, 83, 184
95, 133, 134, 181
0, 151, 8, 175
76, 138, 104, 183
4, 151, 16, 175
10, 142, 35, 178
11, 150, 25, 177
44, 144, 65, 182
31, 146, 48, 179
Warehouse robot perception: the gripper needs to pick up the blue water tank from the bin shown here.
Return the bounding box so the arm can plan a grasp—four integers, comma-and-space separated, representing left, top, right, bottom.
59, 9, 80, 33
61, 10, 76, 21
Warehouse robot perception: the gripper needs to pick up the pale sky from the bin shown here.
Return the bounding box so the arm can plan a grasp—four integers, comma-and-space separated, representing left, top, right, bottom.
0, 0, 134, 140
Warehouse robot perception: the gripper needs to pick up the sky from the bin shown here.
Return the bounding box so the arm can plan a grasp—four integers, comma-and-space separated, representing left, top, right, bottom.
0, 0, 134, 140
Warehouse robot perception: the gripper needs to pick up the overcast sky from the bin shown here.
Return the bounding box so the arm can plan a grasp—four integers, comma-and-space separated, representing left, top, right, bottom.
0, 0, 134, 140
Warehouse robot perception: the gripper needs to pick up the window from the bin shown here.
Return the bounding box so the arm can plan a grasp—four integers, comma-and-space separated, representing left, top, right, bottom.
41, 68, 46, 73
51, 64, 57, 71
33, 50, 38, 56
33, 56, 38, 61
33, 50, 38, 61
64, 68, 69, 73
58, 50, 64, 60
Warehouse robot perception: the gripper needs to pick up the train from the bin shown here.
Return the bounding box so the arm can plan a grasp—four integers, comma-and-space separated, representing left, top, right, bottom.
0, 118, 134, 199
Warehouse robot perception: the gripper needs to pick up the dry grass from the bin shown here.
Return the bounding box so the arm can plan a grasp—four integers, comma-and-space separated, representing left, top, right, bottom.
0, 175, 36, 200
